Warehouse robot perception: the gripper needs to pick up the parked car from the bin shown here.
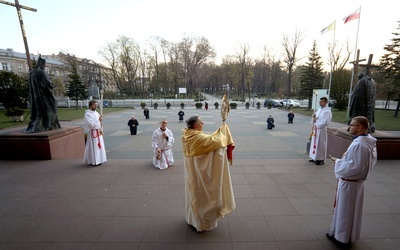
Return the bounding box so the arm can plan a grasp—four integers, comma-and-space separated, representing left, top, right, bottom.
282, 99, 300, 107
264, 99, 282, 108
103, 99, 113, 108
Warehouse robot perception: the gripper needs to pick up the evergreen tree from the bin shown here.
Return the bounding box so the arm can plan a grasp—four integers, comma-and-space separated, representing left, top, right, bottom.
299, 40, 324, 109
330, 69, 351, 111
66, 63, 88, 109
0, 71, 28, 116
379, 21, 400, 117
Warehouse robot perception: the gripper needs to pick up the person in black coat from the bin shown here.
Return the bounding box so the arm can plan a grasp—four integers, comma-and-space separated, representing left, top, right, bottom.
178, 109, 185, 123
143, 108, 150, 119
266, 115, 275, 129
128, 115, 139, 135
287, 110, 295, 124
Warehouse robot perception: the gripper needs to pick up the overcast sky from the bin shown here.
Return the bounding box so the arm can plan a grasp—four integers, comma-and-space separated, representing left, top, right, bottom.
1, 0, 398, 69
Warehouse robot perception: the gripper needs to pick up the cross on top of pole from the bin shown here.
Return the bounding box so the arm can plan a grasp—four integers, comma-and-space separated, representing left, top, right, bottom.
0, 0, 37, 71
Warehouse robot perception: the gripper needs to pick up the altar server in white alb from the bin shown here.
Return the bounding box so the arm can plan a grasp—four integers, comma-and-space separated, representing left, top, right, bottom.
152, 119, 175, 169
83, 100, 107, 166
327, 116, 377, 247
309, 96, 332, 165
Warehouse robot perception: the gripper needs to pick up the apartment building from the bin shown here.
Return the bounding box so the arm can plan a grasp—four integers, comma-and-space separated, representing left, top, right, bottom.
0, 48, 116, 97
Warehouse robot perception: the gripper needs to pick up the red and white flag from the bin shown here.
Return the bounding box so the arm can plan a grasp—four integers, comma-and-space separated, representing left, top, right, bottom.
343, 7, 361, 24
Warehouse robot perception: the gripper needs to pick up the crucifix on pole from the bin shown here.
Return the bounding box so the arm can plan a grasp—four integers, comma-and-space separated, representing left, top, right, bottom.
0, 0, 37, 71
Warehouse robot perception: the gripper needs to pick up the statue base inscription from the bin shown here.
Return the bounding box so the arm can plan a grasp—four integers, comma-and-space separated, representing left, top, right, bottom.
327, 127, 400, 160
0, 127, 85, 160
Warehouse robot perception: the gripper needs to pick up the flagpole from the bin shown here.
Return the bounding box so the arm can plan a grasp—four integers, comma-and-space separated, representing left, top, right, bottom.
328, 21, 336, 96
346, 6, 361, 119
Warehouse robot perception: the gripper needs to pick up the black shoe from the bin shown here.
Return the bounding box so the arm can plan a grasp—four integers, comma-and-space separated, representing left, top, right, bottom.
309, 159, 316, 162
326, 233, 335, 241
189, 225, 197, 232
326, 233, 350, 248
315, 161, 324, 165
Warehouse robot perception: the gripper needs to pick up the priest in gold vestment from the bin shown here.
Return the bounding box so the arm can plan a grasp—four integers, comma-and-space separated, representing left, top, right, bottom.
182, 115, 235, 232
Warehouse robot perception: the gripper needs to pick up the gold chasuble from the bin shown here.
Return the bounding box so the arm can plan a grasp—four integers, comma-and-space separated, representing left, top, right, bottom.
182, 123, 236, 232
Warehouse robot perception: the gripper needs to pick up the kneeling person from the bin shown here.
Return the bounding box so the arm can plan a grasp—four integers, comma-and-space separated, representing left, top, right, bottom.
152, 119, 175, 169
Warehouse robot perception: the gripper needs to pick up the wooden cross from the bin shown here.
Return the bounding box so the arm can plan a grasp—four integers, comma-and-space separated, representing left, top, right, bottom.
347, 50, 378, 118
0, 0, 37, 71
358, 54, 379, 76
350, 50, 378, 81
349, 50, 366, 90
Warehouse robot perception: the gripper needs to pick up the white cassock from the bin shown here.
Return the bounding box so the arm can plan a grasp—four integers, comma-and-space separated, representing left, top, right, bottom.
309, 106, 332, 161
328, 134, 377, 243
83, 109, 107, 165
152, 128, 175, 169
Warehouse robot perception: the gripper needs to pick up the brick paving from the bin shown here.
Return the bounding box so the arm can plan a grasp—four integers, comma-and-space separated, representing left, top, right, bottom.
0, 106, 399, 249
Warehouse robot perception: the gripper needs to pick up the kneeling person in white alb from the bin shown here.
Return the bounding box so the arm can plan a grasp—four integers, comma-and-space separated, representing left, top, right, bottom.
152, 119, 175, 169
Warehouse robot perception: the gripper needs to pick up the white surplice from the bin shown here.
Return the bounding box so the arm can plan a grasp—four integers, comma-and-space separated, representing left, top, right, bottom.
152, 128, 175, 169
309, 106, 332, 161
83, 109, 107, 165
328, 134, 377, 243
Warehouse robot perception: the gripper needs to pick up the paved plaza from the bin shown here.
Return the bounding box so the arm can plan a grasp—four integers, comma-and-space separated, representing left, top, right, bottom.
0, 106, 399, 249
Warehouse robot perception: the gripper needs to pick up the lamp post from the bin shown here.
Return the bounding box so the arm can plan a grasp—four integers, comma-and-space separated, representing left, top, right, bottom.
149, 93, 153, 107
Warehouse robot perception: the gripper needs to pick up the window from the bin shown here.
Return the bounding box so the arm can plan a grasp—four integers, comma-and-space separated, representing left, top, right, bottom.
1, 62, 10, 71
45, 67, 49, 75
18, 64, 22, 72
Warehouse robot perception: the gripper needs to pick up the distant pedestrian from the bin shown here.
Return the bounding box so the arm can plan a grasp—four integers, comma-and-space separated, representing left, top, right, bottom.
178, 109, 185, 123
143, 108, 150, 119
127, 115, 139, 135
205, 102, 208, 110
288, 110, 295, 124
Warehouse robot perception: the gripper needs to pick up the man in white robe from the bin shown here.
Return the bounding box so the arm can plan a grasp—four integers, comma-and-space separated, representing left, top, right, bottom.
83, 100, 107, 166
182, 115, 235, 232
152, 119, 174, 169
327, 116, 377, 246
309, 96, 332, 165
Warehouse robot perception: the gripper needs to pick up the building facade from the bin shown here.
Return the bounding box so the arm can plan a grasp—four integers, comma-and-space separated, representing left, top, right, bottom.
0, 48, 116, 98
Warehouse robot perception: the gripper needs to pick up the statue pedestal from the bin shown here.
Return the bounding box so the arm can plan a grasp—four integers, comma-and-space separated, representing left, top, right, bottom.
327, 127, 400, 160
0, 127, 85, 160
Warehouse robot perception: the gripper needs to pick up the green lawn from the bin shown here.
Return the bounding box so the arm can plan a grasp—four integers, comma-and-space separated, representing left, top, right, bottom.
0, 107, 128, 130
1, 107, 399, 131
292, 108, 400, 131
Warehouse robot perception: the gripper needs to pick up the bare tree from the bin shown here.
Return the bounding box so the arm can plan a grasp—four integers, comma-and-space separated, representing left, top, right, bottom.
236, 43, 253, 102
220, 56, 240, 98
328, 40, 352, 71
265, 47, 282, 94
147, 36, 162, 97
99, 35, 140, 97
178, 36, 216, 98
137, 49, 150, 98
167, 42, 182, 97
282, 29, 304, 96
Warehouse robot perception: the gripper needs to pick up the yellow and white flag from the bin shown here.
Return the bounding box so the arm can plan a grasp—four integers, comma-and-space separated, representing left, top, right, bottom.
321, 20, 335, 35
